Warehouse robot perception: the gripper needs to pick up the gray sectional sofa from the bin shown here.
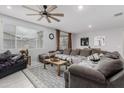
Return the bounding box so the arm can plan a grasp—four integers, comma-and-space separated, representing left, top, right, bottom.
39, 48, 124, 88
55, 48, 103, 64
61, 48, 124, 88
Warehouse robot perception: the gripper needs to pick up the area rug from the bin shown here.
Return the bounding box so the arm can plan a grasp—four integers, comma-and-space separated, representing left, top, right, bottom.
23, 64, 65, 88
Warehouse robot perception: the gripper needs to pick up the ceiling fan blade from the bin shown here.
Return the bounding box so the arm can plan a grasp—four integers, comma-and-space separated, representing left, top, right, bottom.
22, 5, 40, 12
49, 16, 60, 22
47, 5, 57, 12
38, 5, 43, 11
26, 14, 40, 16
37, 16, 44, 21
48, 13, 64, 17
45, 16, 51, 23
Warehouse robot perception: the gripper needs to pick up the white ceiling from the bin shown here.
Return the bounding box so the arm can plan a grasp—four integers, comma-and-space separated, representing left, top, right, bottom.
0, 5, 124, 33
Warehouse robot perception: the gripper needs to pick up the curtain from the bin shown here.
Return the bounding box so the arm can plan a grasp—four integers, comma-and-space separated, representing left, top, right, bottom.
56, 29, 60, 50
56, 29, 72, 50
68, 33, 72, 49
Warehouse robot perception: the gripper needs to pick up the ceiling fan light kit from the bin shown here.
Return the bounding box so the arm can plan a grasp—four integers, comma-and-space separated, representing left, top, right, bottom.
22, 5, 64, 23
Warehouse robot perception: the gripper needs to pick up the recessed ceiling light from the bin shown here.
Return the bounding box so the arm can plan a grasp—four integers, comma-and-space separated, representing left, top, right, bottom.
88, 25, 92, 28
78, 5, 83, 10
6, 6, 12, 9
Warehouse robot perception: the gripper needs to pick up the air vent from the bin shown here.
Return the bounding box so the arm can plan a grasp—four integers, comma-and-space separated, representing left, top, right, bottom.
114, 12, 123, 17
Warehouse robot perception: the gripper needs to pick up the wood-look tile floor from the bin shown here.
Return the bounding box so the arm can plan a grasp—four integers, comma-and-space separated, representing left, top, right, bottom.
0, 71, 34, 88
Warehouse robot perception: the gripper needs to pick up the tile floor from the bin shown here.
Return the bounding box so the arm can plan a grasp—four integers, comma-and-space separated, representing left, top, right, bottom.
0, 71, 34, 88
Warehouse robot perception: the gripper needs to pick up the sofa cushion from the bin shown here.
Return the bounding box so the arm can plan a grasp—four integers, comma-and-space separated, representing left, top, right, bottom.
69, 64, 106, 83
101, 50, 110, 55
55, 54, 69, 60
0, 50, 12, 63
4, 50, 11, 55
63, 49, 71, 55
72, 56, 86, 64
61, 55, 70, 60
98, 56, 114, 64
105, 51, 120, 59
70, 49, 80, 56
80, 48, 91, 57
97, 59, 123, 79
91, 48, 101, 54
11, 55, 23, 62
11, 54, 18, 57
55, 54, 63, 59
0, 61, 12, 69
80, 60, 98, 68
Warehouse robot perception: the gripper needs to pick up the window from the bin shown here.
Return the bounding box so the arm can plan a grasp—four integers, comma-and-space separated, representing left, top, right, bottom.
60, 32, 68, 49
3, 24, 43, 49
16, 26, 37, 49
37, 31, 43, 48
3, 24, 16, 49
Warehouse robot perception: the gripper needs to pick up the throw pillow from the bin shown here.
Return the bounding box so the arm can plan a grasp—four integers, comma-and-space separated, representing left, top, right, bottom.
91, 48, 101, 54
87, 55, 94, 61
0, 50, 12, 62
99, 53, 104, 57
11, 55, 23, 62
70, 49, 80, 56
63, 49, 71, 55
87, 53, 100, 62
93, 53, 100, 60
4, 50, 11, 55
80, 48, 92, 57
72, 57, 84, 64
97, 59, 123, 79
105, 51, 120, 59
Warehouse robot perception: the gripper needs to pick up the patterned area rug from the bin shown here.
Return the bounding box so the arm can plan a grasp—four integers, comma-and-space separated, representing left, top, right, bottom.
24, 63, 66, 88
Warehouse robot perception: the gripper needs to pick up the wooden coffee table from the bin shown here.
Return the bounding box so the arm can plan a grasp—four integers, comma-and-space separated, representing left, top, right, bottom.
44, 59, 68, 76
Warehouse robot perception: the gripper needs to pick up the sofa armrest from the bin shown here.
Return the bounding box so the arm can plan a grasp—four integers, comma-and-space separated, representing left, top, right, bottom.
109, 69, 124, 82
64, 70, 69, 88
68, 64, 106, 83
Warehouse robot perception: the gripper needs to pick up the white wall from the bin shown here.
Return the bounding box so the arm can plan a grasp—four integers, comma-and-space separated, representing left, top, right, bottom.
72, 28, 124, 57
0, 18, 3, 49
0, 15, 56, 66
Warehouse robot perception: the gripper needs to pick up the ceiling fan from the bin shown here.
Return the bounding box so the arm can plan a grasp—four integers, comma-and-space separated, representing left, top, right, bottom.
22, 5, 64, 23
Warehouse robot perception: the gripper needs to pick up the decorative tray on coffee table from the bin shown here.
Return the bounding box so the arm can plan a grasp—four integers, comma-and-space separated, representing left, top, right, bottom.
91, 59, 100, 64
50, 57, 60, 62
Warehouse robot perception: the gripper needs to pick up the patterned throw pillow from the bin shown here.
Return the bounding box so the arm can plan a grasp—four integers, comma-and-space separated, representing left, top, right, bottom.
87, 53, 100, 62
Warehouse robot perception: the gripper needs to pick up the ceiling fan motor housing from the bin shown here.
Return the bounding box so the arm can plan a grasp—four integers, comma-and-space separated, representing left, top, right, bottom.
43, 5, 48, 15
